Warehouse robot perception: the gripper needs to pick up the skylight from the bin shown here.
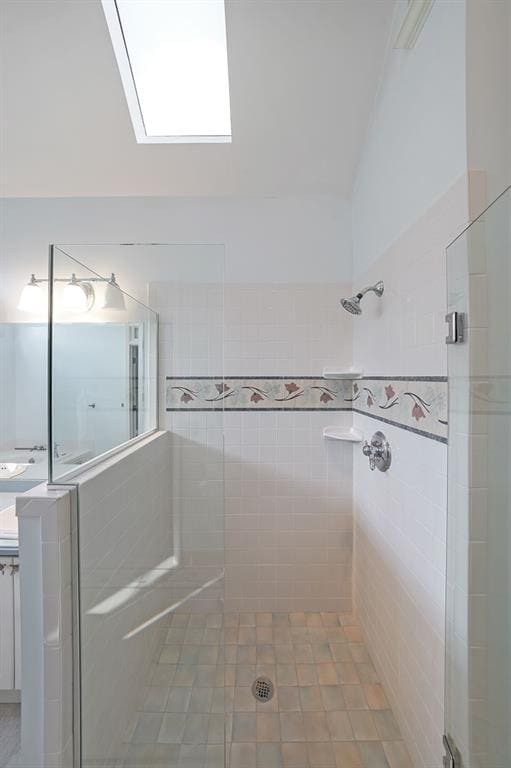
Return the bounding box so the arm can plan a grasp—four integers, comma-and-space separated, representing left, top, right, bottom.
102, 0, 232, 143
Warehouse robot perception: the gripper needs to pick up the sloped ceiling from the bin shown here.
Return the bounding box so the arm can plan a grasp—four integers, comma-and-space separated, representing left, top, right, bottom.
0, 0, 393, 197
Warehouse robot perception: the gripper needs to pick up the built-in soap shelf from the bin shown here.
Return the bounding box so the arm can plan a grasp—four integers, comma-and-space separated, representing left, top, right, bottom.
322, 368, 363, 379
323, 427, 363, 443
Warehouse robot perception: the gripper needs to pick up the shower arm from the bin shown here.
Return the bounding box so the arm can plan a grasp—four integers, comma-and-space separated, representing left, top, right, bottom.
355, 282, 384, 300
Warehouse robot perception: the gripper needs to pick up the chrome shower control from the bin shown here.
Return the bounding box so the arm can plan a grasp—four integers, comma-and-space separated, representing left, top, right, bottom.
362, 431, 391, 472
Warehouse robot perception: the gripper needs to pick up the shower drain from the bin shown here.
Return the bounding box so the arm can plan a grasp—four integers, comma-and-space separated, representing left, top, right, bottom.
252, 676, 274, 703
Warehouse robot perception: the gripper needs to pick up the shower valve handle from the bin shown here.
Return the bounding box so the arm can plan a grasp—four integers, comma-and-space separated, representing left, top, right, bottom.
362, 432, 391, 473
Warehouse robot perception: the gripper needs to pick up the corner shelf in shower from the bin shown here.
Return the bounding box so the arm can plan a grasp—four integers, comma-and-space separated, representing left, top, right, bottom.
323, 427, 363, 442
322, 368, 363, 379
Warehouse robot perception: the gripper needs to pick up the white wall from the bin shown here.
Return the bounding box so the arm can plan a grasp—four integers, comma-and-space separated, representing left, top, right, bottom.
0, 195, 352, 320
77, 431, 174, 765
466, 0, 511, 215
350, 2, 470, 766
352, 0, 467, 278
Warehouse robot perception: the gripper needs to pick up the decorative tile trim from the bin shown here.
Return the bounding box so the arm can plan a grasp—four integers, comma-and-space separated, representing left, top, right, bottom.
352, 377, 448, 443
166, 375, 448, 442
166, 377, 352, 411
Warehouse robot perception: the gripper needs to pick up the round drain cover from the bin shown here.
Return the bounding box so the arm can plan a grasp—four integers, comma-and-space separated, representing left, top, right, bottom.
252, 676, 274, 703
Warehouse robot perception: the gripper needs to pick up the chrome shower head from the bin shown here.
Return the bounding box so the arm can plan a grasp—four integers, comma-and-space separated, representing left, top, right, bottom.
340, 281, 384, 315
340, 296, 362, 315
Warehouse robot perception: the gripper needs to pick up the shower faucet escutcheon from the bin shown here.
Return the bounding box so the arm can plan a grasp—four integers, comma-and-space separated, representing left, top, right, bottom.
362, 431, 391, 472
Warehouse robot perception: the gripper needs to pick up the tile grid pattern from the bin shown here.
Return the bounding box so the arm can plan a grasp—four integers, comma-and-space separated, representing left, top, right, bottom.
126, 612, 413, 768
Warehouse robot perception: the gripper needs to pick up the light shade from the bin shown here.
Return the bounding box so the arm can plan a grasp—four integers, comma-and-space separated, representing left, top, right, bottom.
63, 276, 95, 312
18, 276, 46, 313
102, 274, 126, 311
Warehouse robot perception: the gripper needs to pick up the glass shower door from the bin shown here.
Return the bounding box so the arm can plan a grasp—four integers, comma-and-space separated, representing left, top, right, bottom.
445, 187, 511, 768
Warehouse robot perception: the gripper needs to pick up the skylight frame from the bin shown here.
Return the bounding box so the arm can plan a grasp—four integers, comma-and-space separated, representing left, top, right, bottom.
101, 0, 232, 144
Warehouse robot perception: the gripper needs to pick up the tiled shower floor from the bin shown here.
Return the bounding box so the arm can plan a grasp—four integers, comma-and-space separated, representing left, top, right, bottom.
126, 613, 413, 768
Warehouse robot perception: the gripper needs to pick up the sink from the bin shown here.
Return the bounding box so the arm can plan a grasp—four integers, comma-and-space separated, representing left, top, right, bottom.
0, 463, 29, 480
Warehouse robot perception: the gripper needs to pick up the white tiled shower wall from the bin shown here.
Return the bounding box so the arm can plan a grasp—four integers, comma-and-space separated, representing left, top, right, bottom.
352, 176, 473, 768
153, 281, 356, 612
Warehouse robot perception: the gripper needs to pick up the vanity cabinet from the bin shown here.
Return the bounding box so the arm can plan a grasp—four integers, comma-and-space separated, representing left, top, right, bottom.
0, 558, 20, 691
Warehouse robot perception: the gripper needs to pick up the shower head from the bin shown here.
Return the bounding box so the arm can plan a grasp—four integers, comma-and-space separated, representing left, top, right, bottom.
340, 281, 384, 315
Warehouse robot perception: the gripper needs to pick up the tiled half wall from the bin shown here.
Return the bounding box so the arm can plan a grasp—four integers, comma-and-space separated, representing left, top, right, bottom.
166, 376, 448, 443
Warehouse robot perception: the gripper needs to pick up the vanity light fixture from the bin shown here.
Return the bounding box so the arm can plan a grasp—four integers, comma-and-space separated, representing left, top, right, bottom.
17, 274, 46, 313
17, 272, 125, 314
63, 274, 95, 312
102, 273, 126, 311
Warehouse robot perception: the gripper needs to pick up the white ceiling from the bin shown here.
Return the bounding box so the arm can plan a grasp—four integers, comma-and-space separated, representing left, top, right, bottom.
0, 0, 393, 198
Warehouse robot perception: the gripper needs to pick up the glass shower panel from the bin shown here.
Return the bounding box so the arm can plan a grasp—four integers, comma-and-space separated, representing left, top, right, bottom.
445, 187, 511, 768
49, 245, 158, 482
50, 244, 226, 768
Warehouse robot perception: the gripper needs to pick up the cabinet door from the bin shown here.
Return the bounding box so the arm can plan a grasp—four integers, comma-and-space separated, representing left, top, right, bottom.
13, 562, 21, 689
0, 559, 14, 690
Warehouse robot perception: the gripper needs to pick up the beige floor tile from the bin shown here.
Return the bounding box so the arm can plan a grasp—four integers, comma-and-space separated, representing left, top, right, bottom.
303, 712, 330, 742
158, 713, 186, 743
238, 646, 257, 665
344, 627, 363, 644
206, 744, 225, 768
326, 711, 353, 742
208, 714, 224, 745
363, 685, 389, 711
306, 614, 323, 628
232, 713, 257, 742
373, 711, 401, 741
348, 645, 371, 664
382, 741, 413, 768
317, 664, 338, 686
257, 712, 281, 742
160, 646, 180, 664
337, 613, 357, 627
278, 686, 301, 712
312, 643, 333, 663
329, 644, 352, 663
183, 713, 210, 744
166, 687, 192, 713
239, 628, 257, 645
342, 686, 367, 711
257, 645, 276, 664
335, 663, 359, 685
355, 664, 379, 685
326, 629, 346, 644
357, 741, 389, 767
299, 686, 324, 712
308, 742, 336, 767
257, 742, 283, 768
240, 614, 256, 627
276, 645, 295, 663
320, 686, 345, 712
256, 613, 274, 627
257, 627, 274, 645
206, 613, 223, 629
236, 666, 257, 686
132, 713, 164, 744
141, 686, 169, 712
280, 712, 306, 742
347, 712, 379, 741
320, 613, 340, 628
277, 664, 298, 686
281, 742, 310, 768
274, 627, 293, 644
289, 613, 307, 627
234, 687, 257, 712
332, 742, 362, 768
225, 614, 240, 628
294, 644, 314, 664
297, 665, 318, 686
230, 742, 256, 768
200, 688, 220, 715
273, 614, 290, 627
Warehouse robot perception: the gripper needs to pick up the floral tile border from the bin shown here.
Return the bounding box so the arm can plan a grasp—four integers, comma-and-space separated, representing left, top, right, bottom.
165, 375, 448, 442
351, 377, 448, 443
166, 377, 352, 411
